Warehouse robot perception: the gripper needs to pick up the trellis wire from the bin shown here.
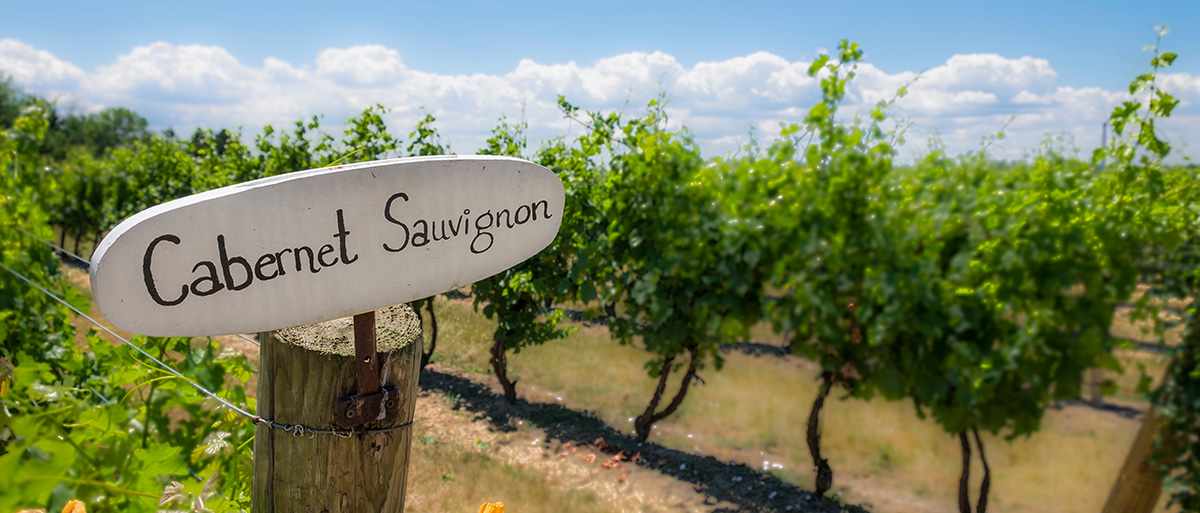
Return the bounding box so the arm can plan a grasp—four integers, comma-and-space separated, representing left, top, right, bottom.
16, 226, 90, 265
234, 333, 260, 347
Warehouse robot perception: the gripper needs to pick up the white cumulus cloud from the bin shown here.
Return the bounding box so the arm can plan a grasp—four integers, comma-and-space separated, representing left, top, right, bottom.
316, 45, 409, 86
0, 39, 85, 89
0, 38, 1196, 162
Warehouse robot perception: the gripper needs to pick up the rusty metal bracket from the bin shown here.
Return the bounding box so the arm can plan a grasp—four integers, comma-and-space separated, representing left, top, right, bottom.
334, 385, 401, 429
334, 310, 389, 429
352, 311, 379, 396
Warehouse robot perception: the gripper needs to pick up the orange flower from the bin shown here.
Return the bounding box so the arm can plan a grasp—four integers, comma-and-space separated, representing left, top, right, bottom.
478, 502, 505, 513
61, 500, 86, 513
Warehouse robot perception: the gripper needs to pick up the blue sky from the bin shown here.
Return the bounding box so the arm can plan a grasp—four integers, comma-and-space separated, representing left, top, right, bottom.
3, 0, 1199, 160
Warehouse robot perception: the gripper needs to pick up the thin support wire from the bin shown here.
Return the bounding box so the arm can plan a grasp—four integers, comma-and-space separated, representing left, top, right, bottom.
234, 333, 260, 347
0, 261, 409, 437
16, 226, 91, 268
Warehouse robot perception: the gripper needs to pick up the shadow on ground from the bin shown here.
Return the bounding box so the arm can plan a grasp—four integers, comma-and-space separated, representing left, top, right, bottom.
1049, 398, 1145, 420
420, 367, 868, 513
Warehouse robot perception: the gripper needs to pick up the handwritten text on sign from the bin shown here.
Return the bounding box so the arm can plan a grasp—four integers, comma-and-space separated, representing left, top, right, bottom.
90, 156, 565, 337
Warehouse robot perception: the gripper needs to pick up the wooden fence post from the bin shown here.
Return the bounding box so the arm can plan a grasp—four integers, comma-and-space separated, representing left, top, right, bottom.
1089, 368, 1105, 405
1100, 407, 1166, 513
252, 303, 422, 512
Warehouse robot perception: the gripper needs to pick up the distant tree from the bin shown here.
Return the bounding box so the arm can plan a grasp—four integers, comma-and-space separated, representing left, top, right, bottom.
42, 107, 150, 159
0, 75, 33, 129
81, 107, 149, 154
188, 128, 233, 158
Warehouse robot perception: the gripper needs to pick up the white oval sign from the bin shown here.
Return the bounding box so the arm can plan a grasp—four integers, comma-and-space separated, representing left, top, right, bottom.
90, 156, 564, 337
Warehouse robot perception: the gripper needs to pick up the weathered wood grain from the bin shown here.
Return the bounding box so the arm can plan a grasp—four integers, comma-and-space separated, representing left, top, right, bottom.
252, 303, 421, 512
1101, 407, 1166, 513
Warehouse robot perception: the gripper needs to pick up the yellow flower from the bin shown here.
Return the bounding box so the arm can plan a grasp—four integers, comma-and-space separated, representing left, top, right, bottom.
478, 502, 504, 513
61, 500, 86, 513
0, 356, 12, 397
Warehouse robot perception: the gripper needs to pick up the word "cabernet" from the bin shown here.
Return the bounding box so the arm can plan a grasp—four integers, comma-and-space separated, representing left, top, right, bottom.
142, 209, 358, 306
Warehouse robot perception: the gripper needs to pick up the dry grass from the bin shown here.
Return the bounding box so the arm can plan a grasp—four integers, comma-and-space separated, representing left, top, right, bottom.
1105, 349, 1172, 401
428, 295, 1177, 513
1110, 305, 1185, 346
406, 439, 612, 513
425, 292, 498, 375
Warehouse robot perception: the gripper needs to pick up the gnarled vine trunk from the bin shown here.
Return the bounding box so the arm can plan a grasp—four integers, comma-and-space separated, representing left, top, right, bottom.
490, 337, 517, 404
973, 428, 991, 513
415, 298, 439, 369
955, 427, 992, 513
807, 371, 834, 497
633, 345, 699, 443
958, 431, 972, 513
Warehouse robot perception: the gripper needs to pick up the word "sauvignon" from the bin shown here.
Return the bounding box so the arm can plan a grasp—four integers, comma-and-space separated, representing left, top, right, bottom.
382, 192, 553, 255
